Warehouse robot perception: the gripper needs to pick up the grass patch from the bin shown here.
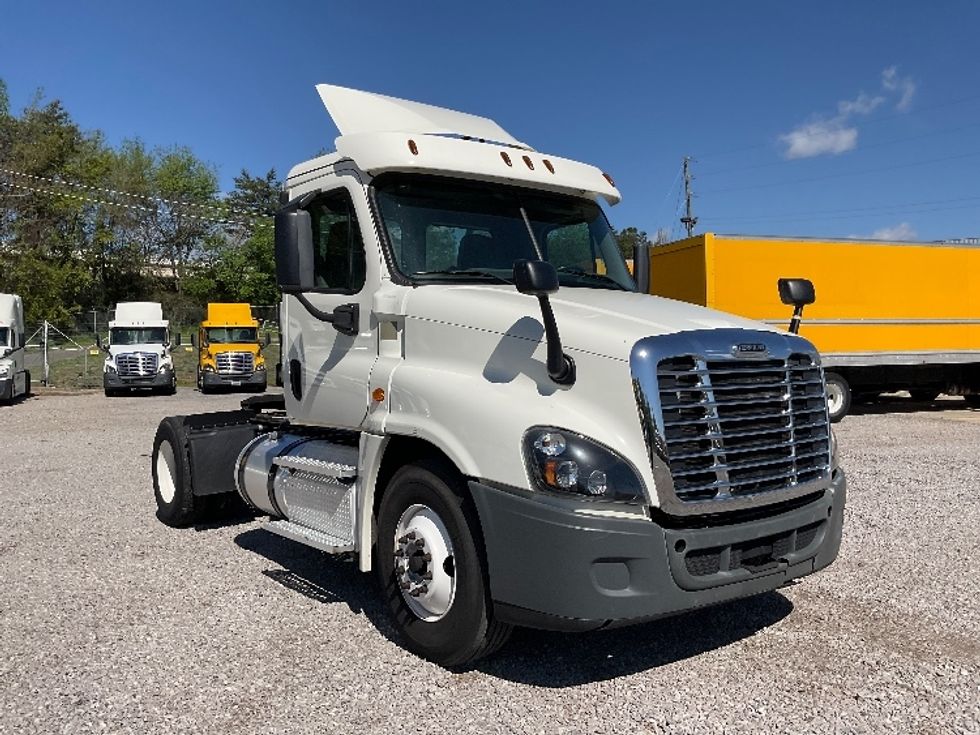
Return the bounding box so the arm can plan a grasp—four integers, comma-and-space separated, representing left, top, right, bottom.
31, 345, 281, 391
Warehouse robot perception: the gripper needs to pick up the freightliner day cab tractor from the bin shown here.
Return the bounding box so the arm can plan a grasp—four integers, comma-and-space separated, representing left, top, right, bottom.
103, 302, 177, 396
151, 85, 846, 665
0, 293, 30, 403
194, 303, 268, 393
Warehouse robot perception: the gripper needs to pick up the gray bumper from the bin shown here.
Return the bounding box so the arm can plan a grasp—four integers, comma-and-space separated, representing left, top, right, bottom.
104, 366, 173, 389
201, 370, 267, 389
470, 470, 846, 632
0, 378, 11, 400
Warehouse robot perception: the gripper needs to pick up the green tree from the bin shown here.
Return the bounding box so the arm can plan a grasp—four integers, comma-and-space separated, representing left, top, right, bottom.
613, 226, 653, 260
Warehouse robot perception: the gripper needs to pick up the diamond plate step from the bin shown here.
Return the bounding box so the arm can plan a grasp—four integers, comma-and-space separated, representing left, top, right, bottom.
263, 520, 356, 554
274, 454, 357, 479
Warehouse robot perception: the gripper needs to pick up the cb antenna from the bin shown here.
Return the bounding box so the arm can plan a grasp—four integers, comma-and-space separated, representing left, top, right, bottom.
680, 156, 698, 238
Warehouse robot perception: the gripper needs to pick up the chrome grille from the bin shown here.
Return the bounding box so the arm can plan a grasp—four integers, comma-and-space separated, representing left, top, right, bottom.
116, 352, 158, 377
657, 353, 831, 502
216, 351, 254, 375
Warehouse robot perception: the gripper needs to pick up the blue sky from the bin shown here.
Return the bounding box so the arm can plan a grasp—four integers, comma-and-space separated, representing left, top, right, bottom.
2, 0, 979, 241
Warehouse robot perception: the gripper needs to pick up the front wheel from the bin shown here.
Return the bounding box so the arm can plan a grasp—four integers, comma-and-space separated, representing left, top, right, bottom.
825, 372, 851, 423
376, 460, 511, 667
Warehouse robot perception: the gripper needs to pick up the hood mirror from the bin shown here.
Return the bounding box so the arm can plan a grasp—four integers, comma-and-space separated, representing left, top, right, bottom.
777, 278, 815, 334
513, 260, 575, 386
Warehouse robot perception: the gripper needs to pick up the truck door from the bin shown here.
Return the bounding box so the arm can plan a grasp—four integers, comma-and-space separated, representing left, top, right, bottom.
282, 179, 377, 429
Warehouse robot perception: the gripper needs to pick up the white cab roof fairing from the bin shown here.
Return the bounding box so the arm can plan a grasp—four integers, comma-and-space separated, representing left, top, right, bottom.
316, 84, 529, 149
294, 85, 622, 206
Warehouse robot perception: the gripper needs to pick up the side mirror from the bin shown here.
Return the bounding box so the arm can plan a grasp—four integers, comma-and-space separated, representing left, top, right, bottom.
174, 333, 182, 347
513, 259, 559, 296
777, 278, 815, 335
264, 332, 272, 346
191, 333, 198, 349
512, 259, 574, 385
778, 278, 815, 307
275, 209, 316, 293
95, 334, 102, 349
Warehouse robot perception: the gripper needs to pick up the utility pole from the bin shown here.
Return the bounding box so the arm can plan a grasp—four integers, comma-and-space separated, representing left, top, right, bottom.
680, 156, 698, 238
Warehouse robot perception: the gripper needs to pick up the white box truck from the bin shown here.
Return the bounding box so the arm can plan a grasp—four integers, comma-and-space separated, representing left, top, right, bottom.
150, 86, 846, 665
0, 293, 30, 402
103, 302, 177, 396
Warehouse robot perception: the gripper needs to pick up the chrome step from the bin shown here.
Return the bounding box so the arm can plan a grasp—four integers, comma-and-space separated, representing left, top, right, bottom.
274, 454, 357, 479
263, 519, 355, 554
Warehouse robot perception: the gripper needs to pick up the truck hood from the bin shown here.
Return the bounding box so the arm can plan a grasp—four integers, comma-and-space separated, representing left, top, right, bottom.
402, 285, 781, 361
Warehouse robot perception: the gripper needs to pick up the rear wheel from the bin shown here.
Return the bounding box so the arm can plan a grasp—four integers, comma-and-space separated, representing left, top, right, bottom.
152, 416, 197, 527
825, 372, 851, 423
376, 460, 511, 666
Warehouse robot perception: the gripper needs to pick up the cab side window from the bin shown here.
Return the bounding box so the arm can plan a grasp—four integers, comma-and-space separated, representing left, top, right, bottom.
308, 191, 367, 292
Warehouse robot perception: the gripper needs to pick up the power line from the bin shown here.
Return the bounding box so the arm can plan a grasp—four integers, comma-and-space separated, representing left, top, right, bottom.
699, 119, 980, 178
709, 193, 980, 223
0, 179, 269, 229
0, 166, 268, 218
699, 149, 980, 195
694, 90, 980, 161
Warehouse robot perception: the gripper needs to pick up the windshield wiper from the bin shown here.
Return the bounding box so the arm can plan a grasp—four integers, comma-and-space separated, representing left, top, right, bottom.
554, 266, 629, 290
413, 269, 512, 285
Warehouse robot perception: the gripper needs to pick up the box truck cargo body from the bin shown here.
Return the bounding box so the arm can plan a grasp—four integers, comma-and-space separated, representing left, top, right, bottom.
648, 233, 980, 420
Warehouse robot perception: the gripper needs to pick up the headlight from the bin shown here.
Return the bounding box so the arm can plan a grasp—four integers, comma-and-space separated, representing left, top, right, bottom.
255, 362, 266, 371
522, 427, 646, 502
0, 365, 9, 378
104, 362, 116, 374
204, 364, 216, 373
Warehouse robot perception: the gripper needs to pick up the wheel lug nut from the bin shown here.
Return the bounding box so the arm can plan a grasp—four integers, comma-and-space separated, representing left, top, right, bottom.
417, 584, 428, 594
422, 553, 432, 562
394, 549, 404, 557
422, 572, 432, 580
407, 532, 416, 540
415, 539, 425, 547
399, 581, 411, 590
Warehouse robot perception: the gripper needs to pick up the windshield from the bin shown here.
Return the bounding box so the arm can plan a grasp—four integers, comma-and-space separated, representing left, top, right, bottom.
110, 327, 167, 345
374, 175, 635, 291
205, 327, 258, 344
0, 327, 8, 346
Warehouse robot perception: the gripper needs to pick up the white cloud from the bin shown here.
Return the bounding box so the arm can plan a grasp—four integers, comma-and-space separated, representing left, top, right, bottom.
779, 66, 918, 159
870, 222, 917, 240
882, 66, 916, 111
780, 120, 858, 159
837, 91, 885, 117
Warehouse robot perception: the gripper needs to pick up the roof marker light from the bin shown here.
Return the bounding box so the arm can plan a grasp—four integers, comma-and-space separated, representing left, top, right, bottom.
543, 159, 555, 174
602, 172, 616, 187
500, 151, 512, 166
408, 139, 419, 155
522, 155, 534, 170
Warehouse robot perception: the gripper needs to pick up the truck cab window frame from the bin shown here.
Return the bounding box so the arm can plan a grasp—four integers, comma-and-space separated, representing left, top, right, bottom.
306, 188, 368, 295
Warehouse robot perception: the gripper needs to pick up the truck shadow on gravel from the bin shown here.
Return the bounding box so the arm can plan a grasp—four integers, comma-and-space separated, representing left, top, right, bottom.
474, 592, 793, 686
234, 527, 793, 685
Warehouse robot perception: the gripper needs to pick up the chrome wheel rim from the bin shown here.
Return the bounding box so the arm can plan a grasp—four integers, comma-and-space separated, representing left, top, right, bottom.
394, 504, 456, 621
827, 382, 844, 416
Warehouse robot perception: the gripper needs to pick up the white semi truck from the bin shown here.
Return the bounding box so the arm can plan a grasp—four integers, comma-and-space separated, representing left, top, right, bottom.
0, 293, 30, 403
151, 86, 846, 665
103, 302, 177, 396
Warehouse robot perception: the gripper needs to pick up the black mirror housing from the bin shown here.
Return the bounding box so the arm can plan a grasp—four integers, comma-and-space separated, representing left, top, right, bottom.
513, 259, 559, 296
275, 209, 316, 293
778, 278, 816, 307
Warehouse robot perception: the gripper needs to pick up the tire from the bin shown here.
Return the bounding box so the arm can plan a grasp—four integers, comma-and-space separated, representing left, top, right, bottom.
824, 372, 851, 423
910, 389, 940, 402
23, 370, 31, 398
152, 416, 197, 527
964, 395, 980, 409
376, 459, 512, 667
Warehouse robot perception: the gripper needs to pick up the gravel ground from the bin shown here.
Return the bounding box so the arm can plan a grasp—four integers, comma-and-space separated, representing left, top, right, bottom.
1, 389, 978, 734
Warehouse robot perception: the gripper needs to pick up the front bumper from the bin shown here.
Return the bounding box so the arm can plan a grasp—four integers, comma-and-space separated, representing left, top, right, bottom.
470, 469, 846, 631
104, 366, 173, 389
201, 370, 267, 389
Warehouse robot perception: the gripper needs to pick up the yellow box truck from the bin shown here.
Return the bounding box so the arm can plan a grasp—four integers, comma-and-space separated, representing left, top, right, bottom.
648, 233, 980, 421
194, 303, 267, 393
